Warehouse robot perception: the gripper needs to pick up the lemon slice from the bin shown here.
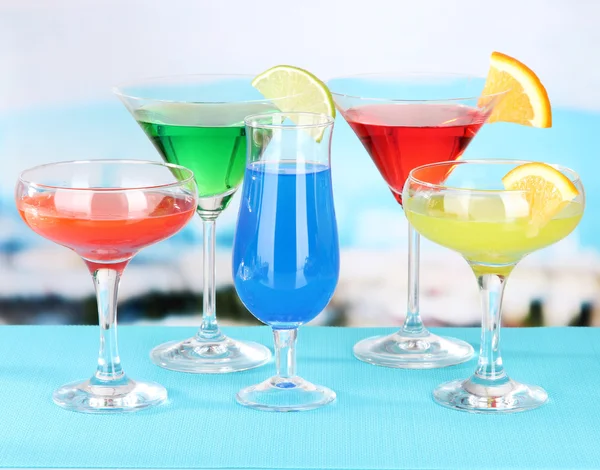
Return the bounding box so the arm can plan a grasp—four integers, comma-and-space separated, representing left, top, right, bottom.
480, 52, 552, 128
502, 162, 579, 231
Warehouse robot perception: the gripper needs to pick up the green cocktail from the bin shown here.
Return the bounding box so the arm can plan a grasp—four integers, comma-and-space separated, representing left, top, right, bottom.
114, 75, 279, 374
135, 102, 276, 212
140, 123, 245, 198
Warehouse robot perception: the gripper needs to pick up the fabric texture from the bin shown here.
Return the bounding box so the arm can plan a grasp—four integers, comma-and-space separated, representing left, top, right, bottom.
0, 325, 599, 469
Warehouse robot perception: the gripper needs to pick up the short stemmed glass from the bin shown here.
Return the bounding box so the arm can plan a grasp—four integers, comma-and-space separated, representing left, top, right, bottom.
232, 112, 339, 411
114, 75, 293, 373
329, 74, 506, 368
403, 159, 585, 412
16, 160, 198, 413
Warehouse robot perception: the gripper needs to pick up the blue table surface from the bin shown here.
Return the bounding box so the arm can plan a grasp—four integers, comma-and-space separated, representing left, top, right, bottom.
1, 326, 599, 470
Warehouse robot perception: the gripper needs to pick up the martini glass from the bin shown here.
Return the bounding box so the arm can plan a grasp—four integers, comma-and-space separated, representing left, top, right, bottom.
404, 160, 584, 412
15, 160, 198, 413
114, 75, 292, 373
328, 73, 505, 369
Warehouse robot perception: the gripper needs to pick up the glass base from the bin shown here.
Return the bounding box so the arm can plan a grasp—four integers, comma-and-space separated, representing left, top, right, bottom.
150, 335, 271, 374
433, 377, 548, 413
353, 331, 474, 369
53, 376, 167, 414
236, 376, 336, 412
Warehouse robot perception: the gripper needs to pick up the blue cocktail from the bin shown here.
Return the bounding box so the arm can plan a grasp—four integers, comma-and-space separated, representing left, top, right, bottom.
233, 112, 339, 412
234, 161, 338, 326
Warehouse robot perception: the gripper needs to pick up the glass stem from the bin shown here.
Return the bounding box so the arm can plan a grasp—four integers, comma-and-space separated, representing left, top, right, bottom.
196, 219, 223, 341
93, 268, 125, 382
473, 272, 509, 384
401, 223, 425, 336
274, 328, 298, 380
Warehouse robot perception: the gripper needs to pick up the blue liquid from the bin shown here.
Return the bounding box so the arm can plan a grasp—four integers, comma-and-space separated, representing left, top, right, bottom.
233, 161, 340, 328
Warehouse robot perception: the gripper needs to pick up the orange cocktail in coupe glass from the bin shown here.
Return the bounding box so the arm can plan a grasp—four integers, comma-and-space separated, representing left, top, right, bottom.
16, 160, 198, 413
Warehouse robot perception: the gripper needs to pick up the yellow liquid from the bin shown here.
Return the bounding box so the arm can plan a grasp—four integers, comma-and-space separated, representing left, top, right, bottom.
404, 192, 583, 275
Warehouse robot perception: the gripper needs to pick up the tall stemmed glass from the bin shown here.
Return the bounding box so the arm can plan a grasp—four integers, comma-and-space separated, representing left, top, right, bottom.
232, 112, 339, 411
404, 159, 584, 412
328, 74, 505, 368
114, 75, 295, 373
16, 160, 198, 413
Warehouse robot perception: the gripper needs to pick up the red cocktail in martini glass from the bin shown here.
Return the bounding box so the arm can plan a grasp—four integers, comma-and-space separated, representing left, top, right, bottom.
329, 73, 505, 368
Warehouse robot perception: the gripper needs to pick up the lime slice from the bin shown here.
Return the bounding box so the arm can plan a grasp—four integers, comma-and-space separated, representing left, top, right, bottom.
251, 66, 335, 141
252, 65, 336, 118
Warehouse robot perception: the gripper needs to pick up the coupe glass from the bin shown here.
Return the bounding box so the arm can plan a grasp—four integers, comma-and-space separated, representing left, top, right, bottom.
232, 112, 339, 411
328, 73, 506, 368
114, 75, 300, 373
403, 159, 585, 412
16, 160, 198, 413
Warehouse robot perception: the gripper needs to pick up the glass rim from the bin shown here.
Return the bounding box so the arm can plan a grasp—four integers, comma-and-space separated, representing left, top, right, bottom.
18, 159, 196, 192
112, 73, 304, 105
406, 159, 582, 194
327, 72, 509, 103
244, 112, 335, 130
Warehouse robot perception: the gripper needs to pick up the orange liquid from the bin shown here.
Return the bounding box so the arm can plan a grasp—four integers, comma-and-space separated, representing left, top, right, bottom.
18, 191, 196, 270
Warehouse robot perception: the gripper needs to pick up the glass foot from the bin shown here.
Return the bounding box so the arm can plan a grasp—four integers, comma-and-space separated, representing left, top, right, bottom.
434, 377, 548, 413
53, 376, 167, 414
237, 376, 336, 412
151, 335, 271, 374
353, 330, 474, 369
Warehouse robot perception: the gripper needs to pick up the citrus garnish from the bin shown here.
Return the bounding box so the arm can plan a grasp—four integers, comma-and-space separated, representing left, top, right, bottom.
252, 65, 335, 118
502, 162, 578, 231
481, 51, 552, 128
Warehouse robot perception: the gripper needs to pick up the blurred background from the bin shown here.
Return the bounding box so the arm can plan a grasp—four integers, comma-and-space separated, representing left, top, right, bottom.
1, 0, 598, 328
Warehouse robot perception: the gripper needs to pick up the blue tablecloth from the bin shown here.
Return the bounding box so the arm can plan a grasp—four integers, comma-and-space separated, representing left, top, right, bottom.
1, 326, 599, 469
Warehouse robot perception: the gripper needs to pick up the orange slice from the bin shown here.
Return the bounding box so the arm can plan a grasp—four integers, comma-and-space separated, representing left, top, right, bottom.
481, 52, 552, 128
502, 162, 578, 230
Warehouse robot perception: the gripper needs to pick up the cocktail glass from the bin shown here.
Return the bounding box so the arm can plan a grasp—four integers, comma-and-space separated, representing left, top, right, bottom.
328, 73, 506, 368
404, 159, 584, 412
16, 160, 198, 413
232, 112, 339, 411
114, 75, 296, 373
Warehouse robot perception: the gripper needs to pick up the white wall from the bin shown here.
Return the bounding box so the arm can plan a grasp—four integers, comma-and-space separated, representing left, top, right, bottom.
1, 0, 598, 112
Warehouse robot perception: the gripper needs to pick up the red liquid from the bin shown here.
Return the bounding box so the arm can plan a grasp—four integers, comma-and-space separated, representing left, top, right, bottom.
343, 103, 489, 204
18, 191, 196, 271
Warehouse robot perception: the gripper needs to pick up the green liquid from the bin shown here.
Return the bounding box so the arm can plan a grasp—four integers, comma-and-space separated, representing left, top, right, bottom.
139, 121, 246, 199
135, 102, 276, 208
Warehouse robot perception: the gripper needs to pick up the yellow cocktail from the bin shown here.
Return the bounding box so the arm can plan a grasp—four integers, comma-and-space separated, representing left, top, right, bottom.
403, 159, 585, 413
405, 193, 583, 276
